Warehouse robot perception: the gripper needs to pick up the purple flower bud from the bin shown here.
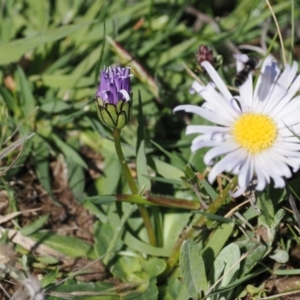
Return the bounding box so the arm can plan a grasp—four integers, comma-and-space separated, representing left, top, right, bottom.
96, 66, 132, 105
95, 66, 132, 129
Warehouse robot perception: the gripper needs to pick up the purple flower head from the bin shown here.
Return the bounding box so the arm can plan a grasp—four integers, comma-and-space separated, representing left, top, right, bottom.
95, 66, 132, 129
96, 66, 132, 105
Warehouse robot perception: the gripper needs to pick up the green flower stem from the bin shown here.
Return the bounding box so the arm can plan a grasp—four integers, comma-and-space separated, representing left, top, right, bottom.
112, 128, 157, 247
162, 175, 238, 278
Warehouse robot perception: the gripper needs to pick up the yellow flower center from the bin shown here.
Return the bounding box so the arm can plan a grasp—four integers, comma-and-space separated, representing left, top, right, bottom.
233, 113, 277, 154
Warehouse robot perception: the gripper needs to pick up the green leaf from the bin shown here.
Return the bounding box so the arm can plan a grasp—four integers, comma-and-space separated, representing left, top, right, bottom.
31, 74, 93, 88
163, 211, 193, 250
103, 203, 135, 265
124, 279, 158, 300
37, 256, 60, 265
48, 280, 117, 300
16, 65, 36, 119
0, 21, 95, 65
0, 86, 19, 114
163, 267, 191, 300
94, 221, 119, 258
51, 133, 87, 169
156, 38, 197, 67
269, 249, 289, 264
199, 177, 219, 200
141, 258, 166, 278
195, 211, 232, 223
136, 94, 151, 192
20, 214, 49, 236
150, 157, 185, 181
32, 136, 54, 199
30, 231, 95, 259
202, 223, 234, 270
65, 137, 86, 197
257, 190, 275, 228
208, 267, 268, 297
41, 268, 59, 288
39, 100, 70, 113
67, 158, 85, 197
93, 149, 121, 194
110, 255, 142, 282
180, 239, 208, 298
151, 140, 186, 170
235, 240, 268, 276
124, 231, 171, 257
207, 243, 240, 299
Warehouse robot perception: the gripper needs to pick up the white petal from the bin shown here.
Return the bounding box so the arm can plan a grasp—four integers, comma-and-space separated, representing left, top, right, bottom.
191, 140, 220, 153
271, 175, 285, 188
253, 56, 280, 104
234, 54, 254, 107
119, 89, 130, 101
254, 162, 268, 191
268, 91, 297, 118
208, 151, 244, 183
174, 104, 231, 126
277, 62, 297, 89
201, 61, 233, 101
230, 186, 246, 198
255, 155, 271, 185
200, 84, 238, 121
186, 125, 229, 135
238, 156, 253, 193
190, 81, 205, 94
239, 74, 253, 108
204, 143, 240, 165
275, 97, 300, 121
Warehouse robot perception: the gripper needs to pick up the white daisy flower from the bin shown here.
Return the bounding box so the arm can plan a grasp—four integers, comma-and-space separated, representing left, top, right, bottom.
174, 55, 300, 197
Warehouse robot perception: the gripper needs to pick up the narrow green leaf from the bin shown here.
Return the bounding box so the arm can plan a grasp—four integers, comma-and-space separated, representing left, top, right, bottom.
51, 134, 87, 169
151, 140, 186, 170
40, 268, 59, 288
67, 159, 85, 197
150, 157, 185, 180
0, 86, 19, 114
94, 221, 118, 258
163, 211, 193, 250
199, 177, 218, 200
30, 231, 95, 259
16, 66, 36, 118
144, 175, 183, 186
180, 239, 208, 298
30, 74, 93, 88
136, 94, 151, 192
103, 203, 135, 265
39, 100, 70, 113
33, 136, 54, 199
0, 21, 95, 65
194, 211, 232, 223
156, 38, 197, 67
65, 137, 86, 197
124, 231, 171, 257
37, 256, 60, 265
20, 215, 49, 236
48, 279, 116, 299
